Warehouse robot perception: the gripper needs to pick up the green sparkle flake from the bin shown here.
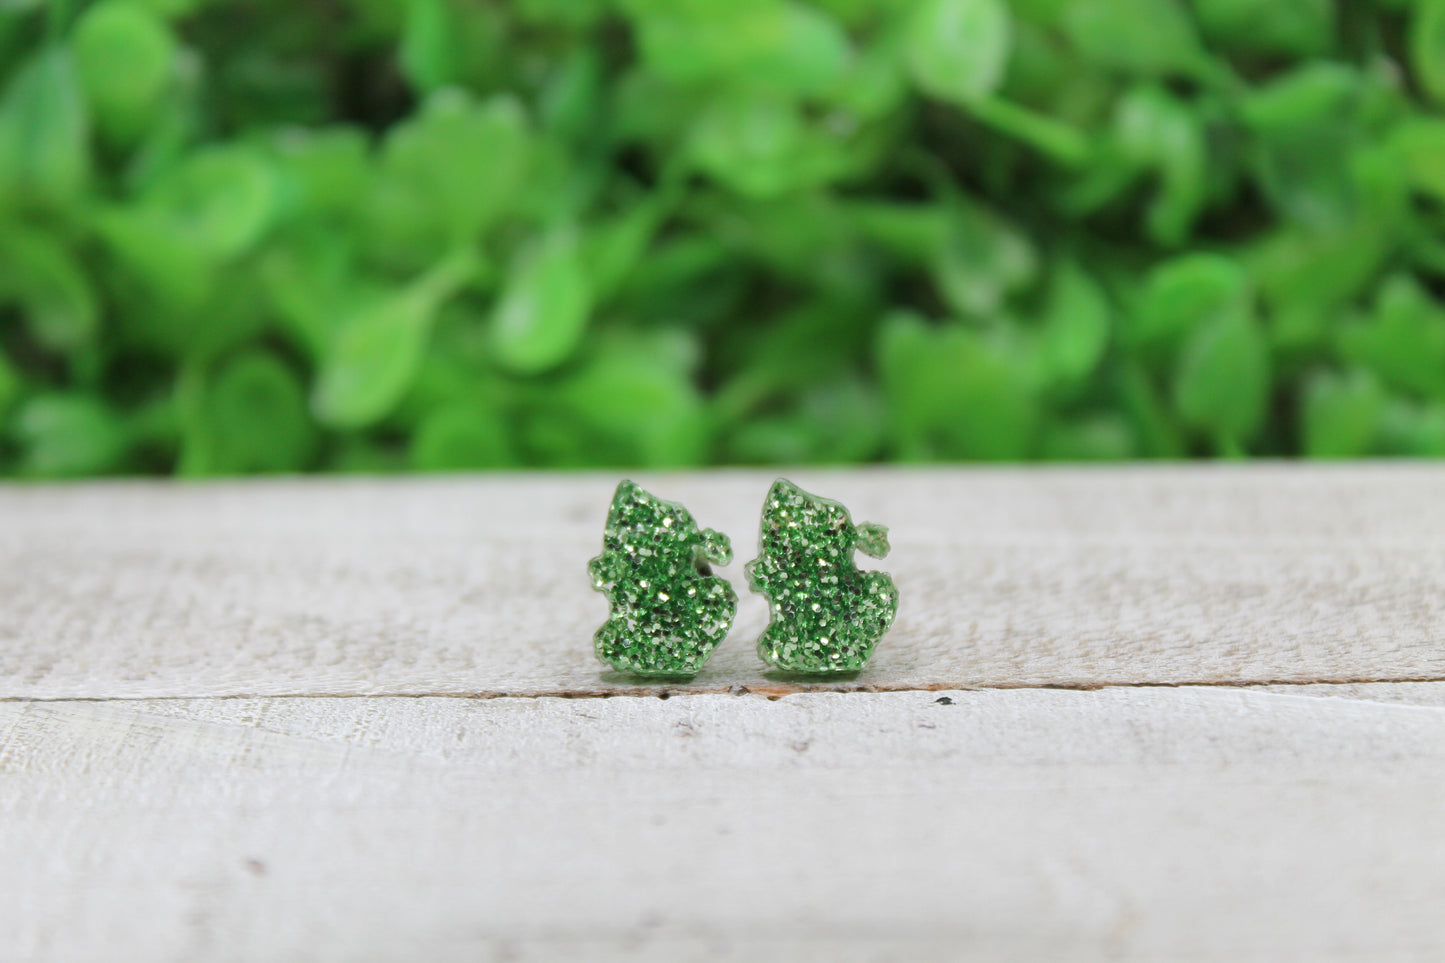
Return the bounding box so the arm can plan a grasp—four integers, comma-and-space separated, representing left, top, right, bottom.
745, 478, 898, 674
588, 480, 737, 677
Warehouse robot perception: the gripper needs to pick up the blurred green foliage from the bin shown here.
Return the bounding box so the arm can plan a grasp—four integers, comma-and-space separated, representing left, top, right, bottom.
1, 0, 1445, 476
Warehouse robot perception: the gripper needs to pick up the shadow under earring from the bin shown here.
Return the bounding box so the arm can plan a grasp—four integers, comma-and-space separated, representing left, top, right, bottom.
744, 478, 897, 674
588, 480, 737, 678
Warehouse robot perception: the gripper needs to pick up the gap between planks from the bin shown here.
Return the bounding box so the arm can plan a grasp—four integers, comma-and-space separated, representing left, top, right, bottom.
5, 673, 1445, 703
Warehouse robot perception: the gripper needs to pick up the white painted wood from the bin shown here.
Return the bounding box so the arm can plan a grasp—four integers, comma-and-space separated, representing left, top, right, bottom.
1260, 680, 1445, 706
5, 686, 1445, 962
6, 467, 1444, 961
4, 464, 1445, 698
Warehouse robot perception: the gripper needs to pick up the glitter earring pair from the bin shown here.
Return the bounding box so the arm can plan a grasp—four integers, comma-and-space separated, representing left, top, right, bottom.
588, 478, 898, 679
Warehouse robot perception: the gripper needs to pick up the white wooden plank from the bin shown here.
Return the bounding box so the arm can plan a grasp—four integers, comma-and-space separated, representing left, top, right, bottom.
3, 464, 1445, 698
1260, 681, 1445, 707
4, 686, 1445, 962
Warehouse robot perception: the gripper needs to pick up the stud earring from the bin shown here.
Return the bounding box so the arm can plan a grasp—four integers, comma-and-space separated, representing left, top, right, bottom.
588, 480, 737, 678
744, 478, 898, 674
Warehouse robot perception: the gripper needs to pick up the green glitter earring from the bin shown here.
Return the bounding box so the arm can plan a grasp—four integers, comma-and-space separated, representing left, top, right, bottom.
588, 480, 737, 678
744, 478, 898, 674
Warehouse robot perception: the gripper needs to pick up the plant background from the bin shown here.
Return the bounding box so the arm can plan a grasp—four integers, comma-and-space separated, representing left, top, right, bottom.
1, 0, 1444, 476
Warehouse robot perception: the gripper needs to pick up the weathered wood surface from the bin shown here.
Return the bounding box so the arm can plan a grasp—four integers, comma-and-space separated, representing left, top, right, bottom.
6, 686, 1445, 962
3, 464, 1445, 698
4, 466, 1445, 961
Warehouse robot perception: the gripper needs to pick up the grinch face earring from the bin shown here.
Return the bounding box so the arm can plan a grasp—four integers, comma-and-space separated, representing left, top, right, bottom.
588, 480, 737, 678
745, 478, 897, 674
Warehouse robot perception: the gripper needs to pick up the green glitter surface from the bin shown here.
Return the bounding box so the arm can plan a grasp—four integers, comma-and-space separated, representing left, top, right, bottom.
745, 478, 898, 674
588, 480, 737, 678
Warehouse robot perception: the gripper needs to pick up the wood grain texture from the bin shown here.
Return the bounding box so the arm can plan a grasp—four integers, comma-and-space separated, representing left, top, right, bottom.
3, 464, 1445, 698
5, 686, 1445, 962
6, 467, 1445, 960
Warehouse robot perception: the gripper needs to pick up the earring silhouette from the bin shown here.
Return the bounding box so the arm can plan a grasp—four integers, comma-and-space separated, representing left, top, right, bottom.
745, 478, 897, 674
588, 480, 737, 678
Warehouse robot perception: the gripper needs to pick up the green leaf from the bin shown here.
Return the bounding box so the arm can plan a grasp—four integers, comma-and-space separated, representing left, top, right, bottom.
831, 34, 909, 119
539, 330, 707, 467
397, 0, 507, 95
850, 201, 952, 262
1040, 261, 1111, 389
258, 228, 356, 357
15, 394, 128, 477
877, 312, 1040, 460
1112, 85, 1206, 244
130, 0, 206, 17
1063, 0, 1205, 76
1301, 368, 1384, 458
1338, 274, 1445, 401
1378, 400, 1445, 456
0, 227, 97, 352
767, 1, 854, 96
94, 205, 214, 311
582, 195, 672, 301
1194, 0, 1333, 57
631, 0, 851, 96
399, 0, 459, 94
1238, 62, 1357, 136
723, 417, 818, 464
1413, 0, 1445, 107
411, 403, 512, 470
380, 89, 531, 242
712, 296, 874, 422
313, 251, 475, 428
1133, 253, 1249, 358
1118, 361, 1187, 458
0, 346, 19, 419
146, 145, 280, 261
272, 126, 371, 216
903, 0, 1012, 105
314, 303, 427, 431
490, 227, 594, 374
688, 95, 806, 197
120, 58, 202, 190
932, 202, 1038, 318
540, 48, 604, 142
517, 0, 610, 28
1389, 117, 1445, 203
1174, 311, 1271, 448
1039, 413, 1137, 460
73, 0, 175, 140
966, 95, 1092, 166
181, 351, 315, 475
0, 47, 91, 210
629, 1, 772, 84
726, 377, 884, 464
1241, 65, 1368, 228
0, 0, 1441, 476
109, 260, 267, 360
1250, 217, 1395, 335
